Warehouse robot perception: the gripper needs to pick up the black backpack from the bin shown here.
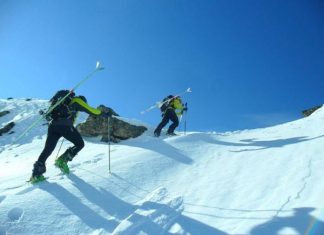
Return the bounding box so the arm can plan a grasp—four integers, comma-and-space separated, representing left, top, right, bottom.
48, 90, 75, 120
160, 95, 174, 112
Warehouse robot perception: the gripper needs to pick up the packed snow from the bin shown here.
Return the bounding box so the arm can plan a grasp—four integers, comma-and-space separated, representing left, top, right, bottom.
0, 98, 324, 235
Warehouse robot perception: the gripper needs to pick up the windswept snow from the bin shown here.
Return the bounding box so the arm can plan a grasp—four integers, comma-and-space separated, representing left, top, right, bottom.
0, 98, 324, 235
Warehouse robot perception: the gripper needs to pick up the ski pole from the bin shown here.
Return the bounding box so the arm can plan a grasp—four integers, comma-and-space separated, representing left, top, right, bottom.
184, 103, 188, 135
184, 112, 187, 135
108, 116, 111, 174
179, 111, 184, 134
55, 139, 65, 159
14, 61, 104, 144
141, 88, 192, 114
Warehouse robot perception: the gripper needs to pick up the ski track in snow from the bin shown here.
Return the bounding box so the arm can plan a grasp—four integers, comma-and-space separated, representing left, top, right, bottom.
273, 155, 313, 218
78, 153, 106, 166
295, 158, 313, 200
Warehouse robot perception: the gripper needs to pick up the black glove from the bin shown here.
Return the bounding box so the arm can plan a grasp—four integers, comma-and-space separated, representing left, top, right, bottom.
180, 103, 188, 115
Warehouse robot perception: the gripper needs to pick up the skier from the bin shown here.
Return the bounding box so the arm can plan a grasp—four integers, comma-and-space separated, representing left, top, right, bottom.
30, 90, 111, 183
154, 95, 187, 137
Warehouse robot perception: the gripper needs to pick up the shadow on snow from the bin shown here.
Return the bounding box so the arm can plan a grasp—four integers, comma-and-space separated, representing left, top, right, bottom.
249, 207, 324, 235
37, 173, 228, 235
120, 137, 193, 164
181, 133, 324, 152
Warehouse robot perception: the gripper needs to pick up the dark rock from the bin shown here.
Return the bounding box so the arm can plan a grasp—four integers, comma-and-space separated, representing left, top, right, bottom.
76, 105, 147, 143
97, 105, 119, 117
7, 97, 13, 100
302, 105, 323, 117
0, 111, 10, 118
26, 98, 32, 101
0, 122, 15, 136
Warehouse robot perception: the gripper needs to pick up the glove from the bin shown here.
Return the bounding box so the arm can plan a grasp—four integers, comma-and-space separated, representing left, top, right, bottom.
180, 106, 188, 115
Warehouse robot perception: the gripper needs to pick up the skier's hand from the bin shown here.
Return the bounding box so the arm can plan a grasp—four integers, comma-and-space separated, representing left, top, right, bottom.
182, 107, 188, 114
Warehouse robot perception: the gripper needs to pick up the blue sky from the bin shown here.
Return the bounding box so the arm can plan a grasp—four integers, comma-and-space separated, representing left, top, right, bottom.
0, 0, 323, 132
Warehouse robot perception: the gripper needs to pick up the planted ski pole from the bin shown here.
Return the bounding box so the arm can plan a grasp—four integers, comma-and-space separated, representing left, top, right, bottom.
140, 87, 192, 114
108, 116, 111, 173
179, 102, 188, 135
184, 103, 188, 135
14, 61, 104, 144
55, 139, 65, 159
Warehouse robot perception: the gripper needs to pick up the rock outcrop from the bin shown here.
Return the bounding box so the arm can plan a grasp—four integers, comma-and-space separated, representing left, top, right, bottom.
76, 105, 147, 143
0, 111, 10, 118
0, 122, 15, 136
302, 105, 323, 117
0, 111, 14, 136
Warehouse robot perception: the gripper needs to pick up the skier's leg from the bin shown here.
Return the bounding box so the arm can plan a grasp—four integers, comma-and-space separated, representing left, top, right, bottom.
154, 111, 171, 136
60, 126, 84, 161
33, 125, 61, 176
167, 109, 179, 135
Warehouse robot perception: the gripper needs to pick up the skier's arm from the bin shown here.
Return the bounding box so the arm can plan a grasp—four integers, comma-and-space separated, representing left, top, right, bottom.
70, 97, 102, 116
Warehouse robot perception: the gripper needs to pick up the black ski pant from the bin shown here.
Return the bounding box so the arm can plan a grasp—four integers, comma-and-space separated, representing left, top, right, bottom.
154, 108, 179, 135
37, 121, 84, 165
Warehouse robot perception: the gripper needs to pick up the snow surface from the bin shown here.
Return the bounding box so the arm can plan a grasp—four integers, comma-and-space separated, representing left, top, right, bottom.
1, 98, 324, 235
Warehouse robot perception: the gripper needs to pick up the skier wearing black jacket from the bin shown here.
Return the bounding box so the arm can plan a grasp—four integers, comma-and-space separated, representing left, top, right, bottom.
30, 91, 111, 183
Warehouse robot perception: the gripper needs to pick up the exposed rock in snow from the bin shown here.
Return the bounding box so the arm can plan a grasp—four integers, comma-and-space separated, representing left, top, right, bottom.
77, 105, 147, 143
0, 122, 15, 136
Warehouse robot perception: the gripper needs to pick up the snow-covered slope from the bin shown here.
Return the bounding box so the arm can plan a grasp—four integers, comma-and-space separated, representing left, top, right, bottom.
1, 98, 324, 235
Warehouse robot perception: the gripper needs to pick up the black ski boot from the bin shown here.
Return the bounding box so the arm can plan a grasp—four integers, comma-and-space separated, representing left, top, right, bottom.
154, 130, 160, 137
167, 132, 177, 136
29, 161, 46, 183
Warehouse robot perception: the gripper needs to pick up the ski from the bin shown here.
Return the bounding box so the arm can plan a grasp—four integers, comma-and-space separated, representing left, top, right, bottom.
141, 88, 192, 114
27, 175, 48, 184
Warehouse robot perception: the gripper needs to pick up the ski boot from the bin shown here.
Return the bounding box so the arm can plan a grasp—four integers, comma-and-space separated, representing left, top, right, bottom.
29, 175, 46, 184
55, 148, 74, 174
154, 131, 160, 137
167, 132, 177, 136
29, 161, 46, 184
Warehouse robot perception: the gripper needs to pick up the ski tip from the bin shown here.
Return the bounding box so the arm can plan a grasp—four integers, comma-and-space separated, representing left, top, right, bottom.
96, 61, 105, 70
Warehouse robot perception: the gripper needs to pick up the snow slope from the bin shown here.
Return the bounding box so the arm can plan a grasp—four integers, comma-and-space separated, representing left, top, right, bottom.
1, 98, 324, 235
